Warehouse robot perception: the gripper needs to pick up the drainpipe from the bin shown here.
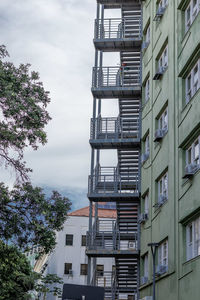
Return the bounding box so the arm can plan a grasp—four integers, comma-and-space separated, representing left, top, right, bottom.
148, 243, 159, 300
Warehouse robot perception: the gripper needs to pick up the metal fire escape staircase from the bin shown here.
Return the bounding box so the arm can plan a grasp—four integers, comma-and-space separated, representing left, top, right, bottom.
87, 1, 142, 299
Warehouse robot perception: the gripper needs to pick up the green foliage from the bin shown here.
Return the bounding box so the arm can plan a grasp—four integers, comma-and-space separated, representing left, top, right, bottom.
0, 241, 36, 300
0, 182, 71, 253
0, 45, 51, 181
35, 274, 63, 300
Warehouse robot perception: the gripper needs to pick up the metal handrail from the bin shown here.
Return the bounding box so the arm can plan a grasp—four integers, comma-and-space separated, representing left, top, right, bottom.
94, 17, 142, 40
92, 66, 141, 88
90, 116, 140, 140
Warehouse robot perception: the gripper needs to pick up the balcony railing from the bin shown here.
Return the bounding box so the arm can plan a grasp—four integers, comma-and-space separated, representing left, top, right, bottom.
88, 165, 139, 196
86, 230, 138, 251
94, 17, 142, 40
90, 116, 140, 140
92, 66, 141, 89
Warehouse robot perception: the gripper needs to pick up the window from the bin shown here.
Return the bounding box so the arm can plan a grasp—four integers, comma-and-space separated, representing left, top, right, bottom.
144, 193, 149, 214
81, 235, 86, 247
158, 45, 168, 69
158, 0, 168, 10
145, 134, 150, 154
80, 264, 88, 275
96, 265, 104, 276
143, 253, 148, 278
65, 234, 73, 246
145, 24, 150, 45
186, 59, 200, 103
158, 240, 168, 267
145, 77, 150, 102
186, 216, 200, 260
185, 0, 200, 32
158, 107, 168, 131
64, 263, 72, 274
186, 135, 200, 166
158, 171, 168, 201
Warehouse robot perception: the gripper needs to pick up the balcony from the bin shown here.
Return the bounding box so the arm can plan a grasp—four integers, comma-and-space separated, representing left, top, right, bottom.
91, 66, 141, 98
90, 116, 141, 149
88, 165, 140, 201
97, 0, 140, 9
86, 220, 138, 257
94, 17, 142, 51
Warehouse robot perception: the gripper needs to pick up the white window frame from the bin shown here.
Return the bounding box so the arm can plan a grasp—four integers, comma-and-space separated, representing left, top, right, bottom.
158, 107, 168, 131
186, 135, 200, 166
145, 134, 150, 154
158, 45, 168, 70
145, 25, 150, 45
144, 193, 149, 214
144, 253, 149, 278
158, 171, 168, 199
186, 59, 200, 103
145, 78, 150, 102
158, 240, 168, 267
185, 0, 200, 32
186, 216, 200, 260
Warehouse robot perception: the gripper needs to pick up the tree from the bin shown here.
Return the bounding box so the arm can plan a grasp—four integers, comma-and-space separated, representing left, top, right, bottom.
0, 45, 51, 181
0, 241, 36, 300
35, 274, 63, 300
0, 182, 71, 253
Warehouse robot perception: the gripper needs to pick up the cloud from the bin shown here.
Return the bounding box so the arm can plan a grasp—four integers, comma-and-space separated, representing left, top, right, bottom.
0, 0, 118, 189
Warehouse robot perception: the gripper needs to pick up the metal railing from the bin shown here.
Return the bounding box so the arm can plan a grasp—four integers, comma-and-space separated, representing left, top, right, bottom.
86, 230, 138, 251
90, 116, 140, 140
92, 66, 141, 88
94, 17, 142, 40
88, 165, 139, 196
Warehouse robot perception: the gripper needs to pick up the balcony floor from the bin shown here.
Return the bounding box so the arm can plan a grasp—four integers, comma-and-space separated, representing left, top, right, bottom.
91, 86, 141, 99
87, 192, 140, 202
89, 138, 141, 149
94, 38, 142, 52
86, 249, 139, 257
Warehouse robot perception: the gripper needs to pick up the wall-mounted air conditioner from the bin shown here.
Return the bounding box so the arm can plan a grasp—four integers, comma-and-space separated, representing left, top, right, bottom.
154, 6, 166, 21
140, 276, 148, 285
183, 163, 198, 179
138, 213, 148, 224
153, 66, 166, 80
141, 152, 149, 164
158, 194, 167, 207
128, 241, 136, 249
156, 265, 168, 276
68, 269, 73, 276
154, 128, 167, 142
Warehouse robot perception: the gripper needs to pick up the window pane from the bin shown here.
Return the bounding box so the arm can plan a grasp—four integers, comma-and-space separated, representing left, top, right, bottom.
194, 141, 199, 164
66, 234, 73, 246
97, 265, 104, 276
81, 235, 86, 246
80, 264, 88, 275
64, 263, 72, 274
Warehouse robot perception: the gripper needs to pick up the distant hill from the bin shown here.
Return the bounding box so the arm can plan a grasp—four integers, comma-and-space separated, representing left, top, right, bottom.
41, 185, 88, 211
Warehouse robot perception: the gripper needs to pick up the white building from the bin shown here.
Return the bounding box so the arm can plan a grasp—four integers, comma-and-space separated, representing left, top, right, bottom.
44, 205, 116, 300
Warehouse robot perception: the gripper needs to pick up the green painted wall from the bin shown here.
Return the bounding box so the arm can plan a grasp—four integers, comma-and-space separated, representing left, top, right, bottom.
140, 0, 200, 299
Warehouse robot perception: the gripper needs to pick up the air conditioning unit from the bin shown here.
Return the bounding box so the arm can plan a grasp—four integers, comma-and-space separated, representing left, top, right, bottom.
140, 276, 148, 285
156, 265, 168, 276
128, 241, 136, 249
153, 66, 166, 80
68, 269, 73, 276
158, 194, 167, 207
154, 6, 166, 21
142, 41, 150, 52
183, 163, 198, 179
141, 152, 149, 164
154, 129, 165, 142
138, 213, 148, 224
140, 297, 153, 300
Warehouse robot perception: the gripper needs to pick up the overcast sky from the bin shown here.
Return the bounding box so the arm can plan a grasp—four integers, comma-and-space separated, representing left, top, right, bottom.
0, 0, 120, 191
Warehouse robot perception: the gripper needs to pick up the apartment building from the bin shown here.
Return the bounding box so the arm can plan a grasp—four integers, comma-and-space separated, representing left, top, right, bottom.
140, 1, 200, 300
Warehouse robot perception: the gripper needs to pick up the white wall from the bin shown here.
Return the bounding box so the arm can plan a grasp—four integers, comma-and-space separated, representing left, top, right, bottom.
45, 215, 115, 300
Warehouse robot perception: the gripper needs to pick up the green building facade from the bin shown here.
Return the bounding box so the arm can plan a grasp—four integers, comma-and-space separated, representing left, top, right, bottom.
140, 0, 200, 299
